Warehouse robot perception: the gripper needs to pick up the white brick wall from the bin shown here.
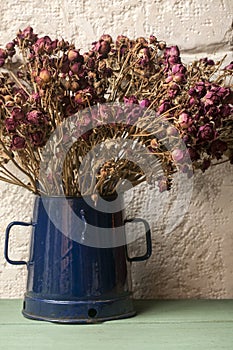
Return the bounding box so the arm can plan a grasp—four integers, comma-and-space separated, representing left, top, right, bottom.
0, 0, 233, 298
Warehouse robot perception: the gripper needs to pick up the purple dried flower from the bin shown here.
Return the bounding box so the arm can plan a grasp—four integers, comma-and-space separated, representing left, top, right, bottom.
30, 92, 41, 103
5, 118, 18, 132
201, 158, 211, 172
198, 123, 216, 142
11, 108, 25, 121
33, 36, 52, 54
188, 97, 196, 106
26, 110, 47, 125
61, 59, 70, 74
200, 57, 215, 66
165, 46, 180, 57
29, 131, 46, 147
188, 148, 200, 161
168, 83, 180, 98
224, 61, 233, 70
139, 99, 150, 108
5, 42, 16, 57
210, 139, 228, 159
100, 34, 112, 43
173, 72, 186, 83
124, 96, 138, 105
158, 177, 170, 192
93, 40, 111, 58
0, 48, 7, 59
167, 55, 181, 65
171, 148, 185, 163
171, 64, 186, 74
5, 42, 15, 50
219, 104, 232, 118
158, 100, 171, 114
189, 82, 206, 98
22, 26, 35, 39
70, 62, 82, 74
11, 135, 26, 150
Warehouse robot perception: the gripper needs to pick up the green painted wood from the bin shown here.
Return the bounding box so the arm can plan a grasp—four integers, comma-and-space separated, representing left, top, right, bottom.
0, 300, 233, 350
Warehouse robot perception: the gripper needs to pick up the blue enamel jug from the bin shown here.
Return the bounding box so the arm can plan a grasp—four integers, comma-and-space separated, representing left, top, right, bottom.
4, 195, 151, 323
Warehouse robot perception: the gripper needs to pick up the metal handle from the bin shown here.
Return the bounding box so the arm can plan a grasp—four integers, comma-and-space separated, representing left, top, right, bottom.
124, 218, 152, 262
4, 221, 34, 265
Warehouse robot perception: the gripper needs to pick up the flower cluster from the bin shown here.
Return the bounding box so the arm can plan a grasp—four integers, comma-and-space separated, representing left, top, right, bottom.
0, 27, 232, 195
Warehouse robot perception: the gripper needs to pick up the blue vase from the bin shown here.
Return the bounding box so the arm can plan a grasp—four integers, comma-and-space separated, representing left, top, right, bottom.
4, 195, 152, 323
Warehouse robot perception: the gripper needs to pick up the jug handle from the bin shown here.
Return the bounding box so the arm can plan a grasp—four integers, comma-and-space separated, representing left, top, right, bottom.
124, 218, 152, 262
4, 221, 35, 266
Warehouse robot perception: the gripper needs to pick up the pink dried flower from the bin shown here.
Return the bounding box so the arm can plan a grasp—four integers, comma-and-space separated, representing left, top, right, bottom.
11, 108, 25, 121
11, 135, 26, 150
171, 149, 185, 163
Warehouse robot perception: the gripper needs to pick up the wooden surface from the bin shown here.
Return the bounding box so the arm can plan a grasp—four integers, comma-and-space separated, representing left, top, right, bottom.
1, 300, 233, 349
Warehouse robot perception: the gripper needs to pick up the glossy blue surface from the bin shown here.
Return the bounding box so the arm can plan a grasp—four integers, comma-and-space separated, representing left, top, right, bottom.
5, 196, 152, 323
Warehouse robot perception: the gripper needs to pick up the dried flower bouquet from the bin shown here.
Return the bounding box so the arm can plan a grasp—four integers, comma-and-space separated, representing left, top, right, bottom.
0, 27, 232, 196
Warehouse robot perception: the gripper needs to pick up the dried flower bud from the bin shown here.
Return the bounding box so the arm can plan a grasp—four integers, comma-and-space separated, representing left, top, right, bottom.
171, 149, 185, 163
26, 110, 47, 125
5, 118, 18, 132
68, 50, 80, 62
11, 108, 25, 121
224, 61, 233, 70
39, 69, 51, 83
5, 42, 16, 57
70, 62, 82, 74
30, 131, 46, 147
178, 112, 192, 129
198, 123, 216, 142
74, 91, 86, 105
100, 34, 112, 43
158, 177, 170, 192
116, 35, 130, 47
139, 99, 150, 108
173, 73, 186, 83
11, 135, 26, 150
0, 49, 7, 59
149, 35, 157, 44
136, 37, 148, 45
6, 42, 15, 50
70, 81, 79, 91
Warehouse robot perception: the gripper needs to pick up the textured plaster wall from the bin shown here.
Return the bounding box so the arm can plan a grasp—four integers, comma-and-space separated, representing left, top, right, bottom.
0, 0, 233, 298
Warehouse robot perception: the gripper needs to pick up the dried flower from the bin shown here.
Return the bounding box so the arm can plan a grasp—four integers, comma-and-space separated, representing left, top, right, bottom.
0, 27, 232, 196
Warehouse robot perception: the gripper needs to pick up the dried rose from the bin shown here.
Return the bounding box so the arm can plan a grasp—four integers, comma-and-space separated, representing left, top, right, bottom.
178, 112, 192, 129
11, 135, 25, 149
11, 108, 25, 121
39, 69, 51, 83
171, 149, 185, 163
29, 131, 46, 147
26, 110, 47, 125
5, 118, 18, 132
210, 139, 228, 159
198, 123, 216, 142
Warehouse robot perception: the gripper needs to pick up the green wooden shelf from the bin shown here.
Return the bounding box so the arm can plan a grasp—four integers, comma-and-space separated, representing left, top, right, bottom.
1, 299, 233, 349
